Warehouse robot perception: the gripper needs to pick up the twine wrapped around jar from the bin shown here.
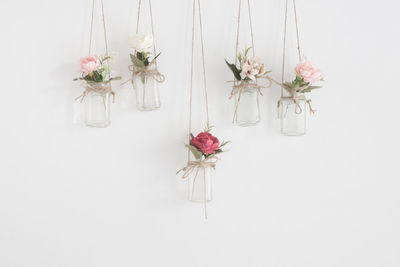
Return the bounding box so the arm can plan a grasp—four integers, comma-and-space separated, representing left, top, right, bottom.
122, 64, 165, 87
229, 77, 273, 123
177, 155, 218, 220
277, 87, 315, 116
177, 155, 219, 180
75, 82, 115, 103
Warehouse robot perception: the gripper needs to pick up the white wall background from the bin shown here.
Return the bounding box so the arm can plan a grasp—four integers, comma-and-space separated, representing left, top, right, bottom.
1, 0, 400, 266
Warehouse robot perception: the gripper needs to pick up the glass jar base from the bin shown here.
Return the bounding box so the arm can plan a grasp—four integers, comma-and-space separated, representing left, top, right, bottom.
85, 122, 110, 128
235, 120, 260, 127
137, 105, 161, 111
281, 131, 306, 136
188, 198, 212, 203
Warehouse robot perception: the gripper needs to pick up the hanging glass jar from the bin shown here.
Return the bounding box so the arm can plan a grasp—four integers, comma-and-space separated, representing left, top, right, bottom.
84, 82, 112, 128
132, 71, 161, 111
234, 83, 260, 126
279, 96, 306, 136
188, 165, 213, 203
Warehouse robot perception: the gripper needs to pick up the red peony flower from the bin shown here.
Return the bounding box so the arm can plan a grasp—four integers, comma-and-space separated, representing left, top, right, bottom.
191, 132, 220, 155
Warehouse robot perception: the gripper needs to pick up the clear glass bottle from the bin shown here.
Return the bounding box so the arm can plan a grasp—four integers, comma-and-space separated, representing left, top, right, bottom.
279, 97, 306, 136
234, 86, 260, 126
85, 83, 111, 128
133, 73, 160, 111
188, 165, 212, 203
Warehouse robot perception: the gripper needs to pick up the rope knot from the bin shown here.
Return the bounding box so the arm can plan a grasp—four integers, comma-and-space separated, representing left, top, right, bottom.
122, 65, 165, 86
177, 156, 218, 180
230, 76, 273, 123
75, 81, 115, 103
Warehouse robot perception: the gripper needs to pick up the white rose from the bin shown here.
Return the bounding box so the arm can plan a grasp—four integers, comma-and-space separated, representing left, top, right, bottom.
129, 34, 154, 54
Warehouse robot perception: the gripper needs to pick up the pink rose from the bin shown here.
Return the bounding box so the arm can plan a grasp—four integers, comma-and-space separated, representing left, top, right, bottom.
191, 132, 220, 155
295, 61, 322, 83
240, 56, 265, 81
79, 55, 101, 76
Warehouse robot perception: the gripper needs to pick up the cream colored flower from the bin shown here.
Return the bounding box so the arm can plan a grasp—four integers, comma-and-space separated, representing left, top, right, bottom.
240, 56, 265, 80
129, 34, 154, 54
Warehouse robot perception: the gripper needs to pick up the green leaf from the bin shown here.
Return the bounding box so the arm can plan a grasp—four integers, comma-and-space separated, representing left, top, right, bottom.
130, 54, 145, 67
220, 141, 231, 147
284, 82, 295, 89
244, 47, 252, 56
225, 59, 242, 81
185, 144, 203, 160
152, 52, 161, 62
301, 86, 322, 93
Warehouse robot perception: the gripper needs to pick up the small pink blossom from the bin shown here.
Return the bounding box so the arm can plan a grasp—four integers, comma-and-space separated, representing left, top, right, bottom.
240, 56, 265, 81
79, 55, 101, 76
295, 61, 322, 83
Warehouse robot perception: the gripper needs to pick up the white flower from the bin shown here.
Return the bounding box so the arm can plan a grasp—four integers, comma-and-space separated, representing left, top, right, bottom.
129, 34, 154, 54
240, 56, 265, 81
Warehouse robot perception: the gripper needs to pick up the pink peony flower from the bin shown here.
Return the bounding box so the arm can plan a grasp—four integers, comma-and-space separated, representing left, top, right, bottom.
79, 55, 101, 76
240, 56, 265, 81
191, 132, 220, 155
295, 61, 322, 83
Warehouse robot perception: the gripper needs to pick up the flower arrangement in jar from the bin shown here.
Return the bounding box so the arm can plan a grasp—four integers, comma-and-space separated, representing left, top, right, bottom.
178, 125, 229, 214
73, 54, 121, 128
127, 34, 165, 111
278, 61, 324, 135
225, 47, 271, 126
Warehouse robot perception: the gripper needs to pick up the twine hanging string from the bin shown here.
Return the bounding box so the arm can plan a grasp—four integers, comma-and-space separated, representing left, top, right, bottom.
77, 0, 114, 102
275, 0, 314, 115
231, 0, 270, 123
178, 0, 211, 220
124, 0, 165, 86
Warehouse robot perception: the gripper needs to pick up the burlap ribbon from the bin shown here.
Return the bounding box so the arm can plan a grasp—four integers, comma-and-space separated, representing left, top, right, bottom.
75, 82, 115, 103
122, 65, 165, 86
230, 76, 273, 123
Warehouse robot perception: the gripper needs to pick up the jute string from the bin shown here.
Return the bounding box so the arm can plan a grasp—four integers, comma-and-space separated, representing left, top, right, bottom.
181, 0, 211, 219
232, 0, 266, 123
125, 0, 165, 86
277, 0, 314, 115
77, 0, 113, 102
75, 82, 115, 103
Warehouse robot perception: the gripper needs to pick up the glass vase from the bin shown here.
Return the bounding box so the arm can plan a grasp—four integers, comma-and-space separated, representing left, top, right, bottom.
84, 83, 111, 128
188, 165, 212, 203
234, 86, 260, 126
133, 73, 160, 111
279, 98, 306, 136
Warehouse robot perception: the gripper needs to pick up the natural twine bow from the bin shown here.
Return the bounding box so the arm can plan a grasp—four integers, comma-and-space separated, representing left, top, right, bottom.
177, 155, 218, 220
176, 155, 218, 180
230, 76, 273, 123
122, 65, 165, 86
277, 88, 316, 116
75, 82, 115, 103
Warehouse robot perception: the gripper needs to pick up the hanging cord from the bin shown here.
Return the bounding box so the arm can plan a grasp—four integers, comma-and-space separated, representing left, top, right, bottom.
77, 0, 114, 103
122, 0, 165, 86
293, 0, 302, 61
87, 0, 110, 62
278, 0, 314, 115
198, 0, 210, 125
281, 0, 288, 97
232, 0, 261, 123
187, 0, 211, 220
135, 0, 159, 67
281, 0, 302, 94
88, 0, 95, 54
